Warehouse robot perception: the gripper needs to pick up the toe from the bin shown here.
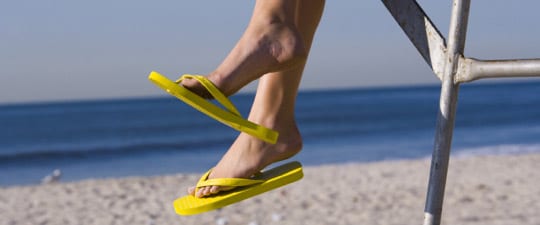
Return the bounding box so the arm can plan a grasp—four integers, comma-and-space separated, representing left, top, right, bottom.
196, 187, 205, 198
202, 186, 213, 196
187, 186, 196, 196
181, 79, 212, 99
192, 186, 220, 197
210, 186, 220, 194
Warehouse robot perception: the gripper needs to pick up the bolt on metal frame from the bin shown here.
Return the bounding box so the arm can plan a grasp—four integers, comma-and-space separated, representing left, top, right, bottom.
381, 0, 540, 224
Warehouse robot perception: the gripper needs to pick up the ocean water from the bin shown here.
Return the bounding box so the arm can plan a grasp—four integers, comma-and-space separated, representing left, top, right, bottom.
1, 81, 540, 186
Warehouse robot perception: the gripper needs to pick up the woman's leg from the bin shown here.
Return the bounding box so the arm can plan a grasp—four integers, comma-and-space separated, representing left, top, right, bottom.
181, 0, 306, 98
189, 0, 325, 197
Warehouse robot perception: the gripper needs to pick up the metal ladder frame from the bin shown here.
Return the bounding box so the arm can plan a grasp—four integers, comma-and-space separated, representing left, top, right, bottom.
381, 0, 540, 224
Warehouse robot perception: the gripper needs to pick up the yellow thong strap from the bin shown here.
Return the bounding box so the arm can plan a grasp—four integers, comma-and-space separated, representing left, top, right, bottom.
195, 169, 264, 193
175, 75, 242, 117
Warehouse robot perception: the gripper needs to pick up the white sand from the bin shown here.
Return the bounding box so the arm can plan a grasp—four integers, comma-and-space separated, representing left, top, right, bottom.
1, 153, 539, 225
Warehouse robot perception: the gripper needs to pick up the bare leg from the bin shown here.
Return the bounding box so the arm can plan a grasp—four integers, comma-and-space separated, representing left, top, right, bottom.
182, 0, 307, 98
188, 0, 325, 197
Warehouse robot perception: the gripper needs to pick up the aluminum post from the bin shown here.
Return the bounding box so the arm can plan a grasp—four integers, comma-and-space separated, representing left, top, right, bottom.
423, 0, 470, 225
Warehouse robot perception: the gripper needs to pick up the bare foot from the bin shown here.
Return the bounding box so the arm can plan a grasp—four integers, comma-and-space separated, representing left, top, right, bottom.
188, 121, 302, 197
181, 20, 307, 98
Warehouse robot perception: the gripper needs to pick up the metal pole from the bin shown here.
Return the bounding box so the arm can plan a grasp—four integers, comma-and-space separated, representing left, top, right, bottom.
423, 0, 470, 225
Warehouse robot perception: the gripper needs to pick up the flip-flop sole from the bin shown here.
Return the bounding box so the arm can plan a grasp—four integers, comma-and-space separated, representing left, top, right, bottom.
173, 161, 303, 216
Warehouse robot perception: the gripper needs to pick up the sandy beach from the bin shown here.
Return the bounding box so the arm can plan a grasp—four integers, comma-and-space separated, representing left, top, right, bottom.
1, 153, 539, 225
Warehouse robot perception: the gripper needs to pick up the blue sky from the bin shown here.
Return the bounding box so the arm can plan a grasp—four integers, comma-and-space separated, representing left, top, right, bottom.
2, 1, 539, 103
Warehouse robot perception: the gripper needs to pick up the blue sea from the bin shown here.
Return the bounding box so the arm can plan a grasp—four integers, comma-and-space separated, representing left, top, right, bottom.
1, 81, 540, 186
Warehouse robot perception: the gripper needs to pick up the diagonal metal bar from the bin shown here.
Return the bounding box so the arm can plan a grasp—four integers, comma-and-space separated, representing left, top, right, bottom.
382, 0, 447, 80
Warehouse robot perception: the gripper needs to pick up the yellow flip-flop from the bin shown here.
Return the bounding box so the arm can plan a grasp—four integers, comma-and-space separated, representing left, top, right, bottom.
148, 71, 278, 144
174, 161, 303, 216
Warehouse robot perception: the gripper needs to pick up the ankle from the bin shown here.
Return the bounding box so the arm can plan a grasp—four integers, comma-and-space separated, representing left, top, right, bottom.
260, 117, 303, 152
273, 123, 303, 162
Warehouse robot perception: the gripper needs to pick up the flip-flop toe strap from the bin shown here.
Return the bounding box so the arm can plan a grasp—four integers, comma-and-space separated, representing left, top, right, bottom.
176, 74, 241, 117
195, 169, 264, 192
196, 178, 264, 188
